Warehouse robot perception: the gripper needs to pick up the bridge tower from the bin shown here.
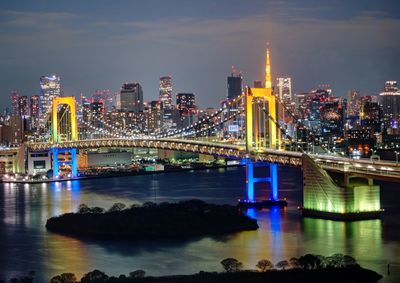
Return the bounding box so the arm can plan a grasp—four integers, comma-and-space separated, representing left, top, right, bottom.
50, 96, 78, 178
245, 48, 281, 152
240, 48, 286, 207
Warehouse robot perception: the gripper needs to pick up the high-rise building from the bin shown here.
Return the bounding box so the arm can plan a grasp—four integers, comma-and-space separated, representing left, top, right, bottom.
9, 115, 24, 144
119, 82, 143, 113
379, 81, 400, 128
360, 101, 382, 133
384, 81, 398, 92
346, 90, 360, 117
176, 93, 196, 116
10, 91, 20, 116
176, 93, 196, 128
227, 68, 242, 100
320, 100, 345, 141
159, 76, 173, 110
18, 96, 29, 117
147, 100, 161, 133
30, 95, 40, 129
277, 77, 292, 103
39, 75, 61, 127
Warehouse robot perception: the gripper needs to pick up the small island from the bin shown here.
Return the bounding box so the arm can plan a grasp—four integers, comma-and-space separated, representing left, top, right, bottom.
45, 200, 259, 238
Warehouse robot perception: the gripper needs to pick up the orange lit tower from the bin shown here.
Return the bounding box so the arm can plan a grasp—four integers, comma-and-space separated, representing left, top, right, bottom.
51, 96, 78, 178
245, 47, 280, 151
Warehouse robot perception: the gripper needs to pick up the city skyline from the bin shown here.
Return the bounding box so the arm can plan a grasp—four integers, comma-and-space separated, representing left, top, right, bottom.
1, 0, 400, 108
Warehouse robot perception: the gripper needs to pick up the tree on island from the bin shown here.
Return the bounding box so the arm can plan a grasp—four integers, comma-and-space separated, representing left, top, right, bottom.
78, 204, 105, 214
90, 207, 105, 214
256, 259, 274, 272
289, 257, 300, 269
325, 253, 359, 268
275, 260, 289, 270
78, 204, 90, 214
50, 273, 77, 283
220, 258, 243, 273
80, 270, 108, 283
108, 203, 126, 212
298, 254, 323, 270
129, 270, 146, 279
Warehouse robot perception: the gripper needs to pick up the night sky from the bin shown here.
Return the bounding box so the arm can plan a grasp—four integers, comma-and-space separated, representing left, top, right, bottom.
1, 0, 399, 108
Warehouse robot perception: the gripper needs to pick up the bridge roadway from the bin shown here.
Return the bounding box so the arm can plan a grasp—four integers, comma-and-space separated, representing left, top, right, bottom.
26, 138, 400, 182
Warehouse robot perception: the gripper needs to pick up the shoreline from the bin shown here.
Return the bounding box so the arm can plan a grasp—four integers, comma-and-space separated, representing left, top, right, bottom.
1, 164, 243, 184
43, 266, 383, 283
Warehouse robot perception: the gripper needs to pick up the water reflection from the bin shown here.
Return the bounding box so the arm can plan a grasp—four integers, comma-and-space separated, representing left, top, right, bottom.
0, 167, 399, 283
302, 218, 386, 273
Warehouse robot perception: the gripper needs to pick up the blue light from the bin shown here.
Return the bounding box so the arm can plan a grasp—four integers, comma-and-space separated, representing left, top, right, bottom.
270, 163, 278, 201
270, 206, 281, 233
71, 148, 78, 178
246, 161, 254, 201
246, 161, 279, 202
246, 208, 257, 219
52, 148, 59, 178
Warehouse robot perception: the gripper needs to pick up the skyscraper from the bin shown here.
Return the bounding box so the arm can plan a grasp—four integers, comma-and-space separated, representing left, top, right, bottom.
227, 67, 242, 100
30, 95, 40, 129
18, 96, 29, 117
10, 91, 20, 116
176, 93, 196, 128
384, 81, 398, 92
277, 77, 292, 103
361, 101, 382, 133
147, 100, 161, 132
159, 76, 173, 110
119, 82, 143, 113
176, 93, 196, 116
347, 90, 360, 117
39, 75, 61, 127
380, 80, 400, 128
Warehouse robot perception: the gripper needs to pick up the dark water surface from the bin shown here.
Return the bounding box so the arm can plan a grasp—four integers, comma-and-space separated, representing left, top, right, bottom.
0, 166, 399, 282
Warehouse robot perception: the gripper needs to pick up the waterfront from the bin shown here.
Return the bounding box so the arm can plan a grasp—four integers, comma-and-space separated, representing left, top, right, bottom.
0, 166, 399, 282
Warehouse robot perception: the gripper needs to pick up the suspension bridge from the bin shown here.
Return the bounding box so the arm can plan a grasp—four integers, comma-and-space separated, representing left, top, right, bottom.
3, 48, 400, 220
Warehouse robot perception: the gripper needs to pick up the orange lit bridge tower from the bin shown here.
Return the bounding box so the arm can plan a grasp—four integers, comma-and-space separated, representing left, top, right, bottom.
51, 96, 78, 178
240, 47, 286, 208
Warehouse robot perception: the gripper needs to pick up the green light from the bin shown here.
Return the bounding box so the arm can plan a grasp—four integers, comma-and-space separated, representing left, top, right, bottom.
303, 182, 380, 214
302, 155, 380, 215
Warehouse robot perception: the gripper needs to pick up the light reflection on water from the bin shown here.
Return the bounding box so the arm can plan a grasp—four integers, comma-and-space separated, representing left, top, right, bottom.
0, 167, 399, 282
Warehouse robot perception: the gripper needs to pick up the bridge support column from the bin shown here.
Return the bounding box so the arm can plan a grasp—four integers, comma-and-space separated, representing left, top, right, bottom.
51, 147, 78, 179
270, 163, 278, 201
239, 159, 287, 208
71, 148, 78, 178
51, 148, 59, 178
302, 154, 381, 220
245, 160, 254, 201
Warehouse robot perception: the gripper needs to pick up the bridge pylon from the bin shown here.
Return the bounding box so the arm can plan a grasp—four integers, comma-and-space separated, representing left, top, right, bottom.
239, 48, 286, 208
245, 48, 281, 152
50, 96, 78, 179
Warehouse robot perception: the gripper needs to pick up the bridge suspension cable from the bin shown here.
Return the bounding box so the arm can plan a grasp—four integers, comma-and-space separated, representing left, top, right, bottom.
275, 97, 330, 154
157, 93, 245, 139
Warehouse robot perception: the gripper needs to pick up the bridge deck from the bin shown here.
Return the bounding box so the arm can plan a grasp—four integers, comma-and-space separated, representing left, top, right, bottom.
6, 138, 400, 182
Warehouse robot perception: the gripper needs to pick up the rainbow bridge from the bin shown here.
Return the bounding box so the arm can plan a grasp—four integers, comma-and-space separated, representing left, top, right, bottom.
3, 48, 400, 220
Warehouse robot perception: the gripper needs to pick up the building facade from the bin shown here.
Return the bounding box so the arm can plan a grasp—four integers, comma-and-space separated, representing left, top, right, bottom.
119, 82, 143, 113
39, 75, 61, 128
277, 77, 292, 103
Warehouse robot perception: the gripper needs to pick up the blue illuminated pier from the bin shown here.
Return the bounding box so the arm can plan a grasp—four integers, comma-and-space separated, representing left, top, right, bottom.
239, 159, 287, 208
51, 148, 78, 178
